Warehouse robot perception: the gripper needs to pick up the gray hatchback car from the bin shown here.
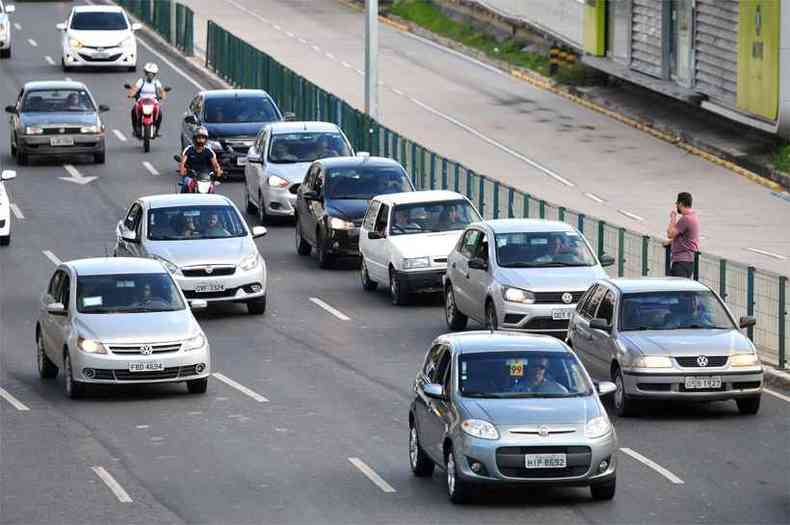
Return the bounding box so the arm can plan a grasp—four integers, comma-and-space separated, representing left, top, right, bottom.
409, 331, 618, 503
566, 278, 763, 416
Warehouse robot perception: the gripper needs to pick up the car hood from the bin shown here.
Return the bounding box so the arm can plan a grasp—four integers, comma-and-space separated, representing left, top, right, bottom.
67, 29, 131, 48
265, 162, 311, 183
466, 396, 600, 426
494, 265, 606, 292
75, 310, 198, 344
20, 112, 98, 126
388, 230, 462, 259
205, 122, 270, 139
621, 329, 753, 356
148, 237, 253, 268
326, 199, 370, 221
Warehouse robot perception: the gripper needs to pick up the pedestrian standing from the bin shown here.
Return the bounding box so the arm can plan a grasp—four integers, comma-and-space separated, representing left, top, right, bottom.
666, 192, 700, 278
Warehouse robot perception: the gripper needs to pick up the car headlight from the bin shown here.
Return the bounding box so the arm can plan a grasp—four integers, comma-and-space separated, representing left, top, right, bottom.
267, 175, 289, 188
77, 336, 107, 354
633, 356, 673, 368
69, 38, 83, 49
207, 140, 223, 152
584, 415, 612, 439
182, 333, 206, 352
502, 286, 535, 304
141, 104, 155, 116
461, 419, 499, 440
80, 125, 99, 134
25, 126, 44, 135
403, 257, 430, 270
730, 353, 760, 367
329, 217, 354, 230
239, 253, 260, 271
152, 255, 179, 275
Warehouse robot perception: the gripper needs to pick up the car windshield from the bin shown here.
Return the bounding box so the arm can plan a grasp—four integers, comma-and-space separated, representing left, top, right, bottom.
268, 132, 351, 164
620, 291, 735, 331
147, 205, 247, 241
77, 273, 184, 314
459, 351, 593, 398
325, 166, 411, 200
22, 89, 95, 113
203, 96, 279, 123
70, 12, 128, 31
390, 200, 480, 235
495, 231, 597, 268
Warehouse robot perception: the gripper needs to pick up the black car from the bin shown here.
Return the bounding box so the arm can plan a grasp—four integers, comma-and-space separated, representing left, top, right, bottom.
294, 155, 414, 268
181, 89, 292, 174
5, 80, 109, 165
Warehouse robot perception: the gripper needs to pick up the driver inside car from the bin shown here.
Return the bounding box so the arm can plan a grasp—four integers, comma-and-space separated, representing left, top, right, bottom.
203, 212, 230, 237
511, 357, 568, 394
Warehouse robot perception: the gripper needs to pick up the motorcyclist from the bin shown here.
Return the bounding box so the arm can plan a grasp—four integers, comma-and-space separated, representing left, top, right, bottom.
128, 62, 167, 137
178, 127, 222, 193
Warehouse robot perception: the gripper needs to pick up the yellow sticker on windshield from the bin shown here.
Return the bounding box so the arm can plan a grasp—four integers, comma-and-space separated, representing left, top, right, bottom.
509, 361, 524, 377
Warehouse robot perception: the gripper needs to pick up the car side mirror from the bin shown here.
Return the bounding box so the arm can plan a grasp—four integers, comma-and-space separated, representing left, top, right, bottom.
132, 22, 143, 31
252, 226, 267, 238
121, 228, 137, 243
47, 302, 66, 315
599, 254, 615, 267
247, 153, 261, 164
739, 316, 756, 329
1, 170, 16, 181
56, 22, 67, 31
189, 299, 208, 310
184, 114, 198, 125
283, 112, 296, 121
98, 104, 110, 113
468, 257, 488, 271
367, 231, 384, 240
596, 381, 616, 397
422, 383, 445, 400
589, 318, 612, 332
5, 5, 15, 14
4, 105, 17, 114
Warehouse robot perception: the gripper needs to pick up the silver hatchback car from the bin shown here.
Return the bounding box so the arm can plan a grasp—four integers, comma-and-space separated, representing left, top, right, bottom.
566, 278, 763, 416
445, 219, 613, 336
35, 258, 211, 398
409, 331, 617, 503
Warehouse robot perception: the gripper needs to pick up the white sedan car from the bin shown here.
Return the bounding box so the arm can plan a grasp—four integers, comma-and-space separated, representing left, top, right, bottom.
58, 5, 140, 72
0, 1, 16, 59
0, 169, 17, 245
359, 190, 480, 305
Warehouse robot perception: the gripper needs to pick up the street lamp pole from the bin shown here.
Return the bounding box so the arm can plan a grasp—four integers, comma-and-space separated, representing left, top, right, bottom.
364, 0, 379, 120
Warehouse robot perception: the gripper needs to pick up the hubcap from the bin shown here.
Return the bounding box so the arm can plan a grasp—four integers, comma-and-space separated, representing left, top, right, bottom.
447, 453, 456, 496
65, 355, 72, 395
409, 428, 418, 468
615, 373, 624, 408
295, 220, 301, 248
446, 289, 455, 322
36, 337, 44, 373
361, 261, 369, 285
390, 275, 398, 300
487, 306, 496, 329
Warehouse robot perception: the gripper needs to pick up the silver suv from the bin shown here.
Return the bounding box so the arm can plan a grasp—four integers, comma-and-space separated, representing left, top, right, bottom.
444, 219, 613, 335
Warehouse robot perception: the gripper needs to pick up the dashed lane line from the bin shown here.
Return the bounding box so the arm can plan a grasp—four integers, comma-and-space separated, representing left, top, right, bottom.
212, 373, 269, 403
91, 466, 133, 503
10, 203, 24, 220
142, 161, 159, 176
584, 192, 605, 203
0, 387, 30, 411
325, 52, 336, 60
746, 248, 786, 261
391, 87, 405, 96
620, 447, 684, 485
112, 129, 127, 142
298, 37, 307, 44
285, 31, 294, 38
348, 458, 396, 493
309, 297, 351, 321
13, 22, 21, 31
765, 389, 790, 404
618, 209, 645, 222
44, 55, 55, 65
27, 38, 37, 47
42, 250, 61, 265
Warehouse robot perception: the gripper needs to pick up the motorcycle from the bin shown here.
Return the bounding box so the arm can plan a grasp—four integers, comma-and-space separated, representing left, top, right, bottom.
125, 83, 172, 153
173, 154, 220, 194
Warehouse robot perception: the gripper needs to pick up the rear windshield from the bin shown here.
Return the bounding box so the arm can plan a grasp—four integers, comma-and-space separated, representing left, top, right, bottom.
204, 97, 279, 124
70, 12, 128, 31
22, 89, 95, 113
325, 166, 412, 200
77, 273, 184, 314
268, 132, 352, 164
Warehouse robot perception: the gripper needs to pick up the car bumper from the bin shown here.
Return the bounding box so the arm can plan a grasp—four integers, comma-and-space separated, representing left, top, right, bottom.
262, 186, 298, 216
175, 263, 267, 304
20, 135, 105, 156
622, 367, 763, 400
71, 344, 210, 384
392, 268, 446, 293
326, 228, 360, 257
0, 36, 9, 50
495, 298, 577, 335
217, 149, 252, 171
63, 46, 136, 67
0, 213, 9, 236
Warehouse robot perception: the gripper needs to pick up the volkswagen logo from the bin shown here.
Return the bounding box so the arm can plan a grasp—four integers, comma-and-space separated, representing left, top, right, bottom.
59, 128, 65, 134
538, 425, 550, 437
140, 344, 153, 356
97, 47, 104, 53
697, 355, 709, 367
561, 292, 573, 304
204, 266, 214, 275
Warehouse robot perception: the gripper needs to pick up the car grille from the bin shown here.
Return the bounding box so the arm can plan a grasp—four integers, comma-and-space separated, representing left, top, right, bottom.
0, 220, 4, 228
523, 317, 569, 331
107, 342, 182, 355
637, 383, 672, 392
675, 356, 728, 368
42, 127, 82, 135
288, 183, 301, 195
78, 52, 122, 62
733, 381, 761, 390
496, 446, 591, 479
432, 257, 448, 264
93, 365, 200, 381
533, 291, 586, 304
181, 265, 236, 277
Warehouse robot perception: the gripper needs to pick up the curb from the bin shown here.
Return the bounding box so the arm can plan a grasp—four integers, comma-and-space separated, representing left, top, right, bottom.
764, 365, 790, 392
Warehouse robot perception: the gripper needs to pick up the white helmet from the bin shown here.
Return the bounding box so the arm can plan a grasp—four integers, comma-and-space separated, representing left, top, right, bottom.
143, 62, 159, 76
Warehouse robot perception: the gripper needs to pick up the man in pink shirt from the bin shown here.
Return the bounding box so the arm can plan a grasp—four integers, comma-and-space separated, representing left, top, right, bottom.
666, 192, 700, 278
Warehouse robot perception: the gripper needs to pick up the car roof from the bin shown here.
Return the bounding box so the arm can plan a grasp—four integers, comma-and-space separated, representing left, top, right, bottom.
202, 89, 273, 99
138, 194, 234, 208
437, 331, 570, 354
72, 5, 125, 13
267, 121, 341, 134
316, 156, 404, 169
479, 219, 578, 234
603, 277, 711, 294
24, 80, 88, 91
66, 257, 168, 276
374, 190, 467, 206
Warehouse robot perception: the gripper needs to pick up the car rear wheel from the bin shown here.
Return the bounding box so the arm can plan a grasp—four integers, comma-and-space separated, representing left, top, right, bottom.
590, 478, 616, 500
446, 450, 471, 504
360, 258, 377, 291
736, 396, 760, 415
187, 377, 208, 394
445, 285, 468, 330
63, 352, 86, 399
613, 367, 638, 417
409, 425, 434, 477
37, 334, 58, 379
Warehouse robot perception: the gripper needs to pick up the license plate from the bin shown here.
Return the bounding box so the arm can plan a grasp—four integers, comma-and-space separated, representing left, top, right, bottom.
525, 453, 567, 469
236, 156, 247, 166
685, 376, 722, 389
50, 136, 74, 147
551, 309, 572, 320
194, 282, 225, 293
129, 362, 164, 372
94, 52, 109, 59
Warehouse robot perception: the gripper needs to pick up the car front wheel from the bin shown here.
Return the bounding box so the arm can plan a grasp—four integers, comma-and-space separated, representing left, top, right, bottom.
187, 377, 208, 394
445, 285, 468, 330
63, 351, 86, 399
246, 296, 267, 315
736, 396, 760, 415
389, 269, 407, 305
446, 449, 471, 504
295, 216, 311, 256
590, 478, 616, 500
37, 334, 58, 379
613, 367, 638, 417
360, 258, 377, 291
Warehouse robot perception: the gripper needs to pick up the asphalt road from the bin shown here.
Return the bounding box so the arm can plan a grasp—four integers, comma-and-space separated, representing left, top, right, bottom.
1, 3, 789, 524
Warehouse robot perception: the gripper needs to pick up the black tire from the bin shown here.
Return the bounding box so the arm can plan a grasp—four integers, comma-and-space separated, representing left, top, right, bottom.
485, 301, 498, 330
246, 295, 267, 315
360, 258, 378, 291
128, 65, 137, 73
37, 334, 58, 379
317, 230, 333, 269
61, 58, 70, 72
409, 424, 434, 477
590, 478, 616, 501
613, 367, 638, 417
245, 184, 257, 215
187, 377, 208, 394
389, 268, 407, 305
63, 352, 86, 399
446, 449, 471, 504
0, 235, 9, 246
16, 148, 28, 166
295, 216, 311, 256
258, 192, 271, 225
94, 150, 106, 164
736, 396, 761, 415
143, 125, 151, 153
10, 138, 17, 157
0, 47, 10, 59
445, 284, 468, 330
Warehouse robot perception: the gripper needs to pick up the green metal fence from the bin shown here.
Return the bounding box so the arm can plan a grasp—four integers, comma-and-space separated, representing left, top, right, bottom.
201, 19, 786, 367
115, 0, 194, 56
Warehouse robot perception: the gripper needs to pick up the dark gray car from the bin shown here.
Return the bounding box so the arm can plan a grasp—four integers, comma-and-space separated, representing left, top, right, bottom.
5, 80, 108, 165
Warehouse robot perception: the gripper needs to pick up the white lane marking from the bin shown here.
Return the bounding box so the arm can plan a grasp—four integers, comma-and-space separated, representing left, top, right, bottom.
0, 387, 30, 411
212, 373, 269, 403
309, 297, 351, 321
225, 0, 270, 24
10, 203, 24, 220
584, 192, 605, 203
142, 161, 159, 176
311, 45, 321, 52
285, 31, 294, 38
13, 22, 21, 31
325, 52, 336, 60
44, 55, 55, 65
348, 458, 396, 493
273, 24, 282, 31
341, 61, 353, 69
354, 68, 364, 76
42, 250, 61, 265
91, 466, 133, 503
407, 96, 575, 187
391, 87, 405, 96
27, 38, 37, 47
765, 389, 790, 403
112, 129, 127, 142
620, 447, 684, 485
61, 164, 97, 185
298, 37, 307, 44
618, 209, 645, 222
746, 248, 786, 260
135, 425, 149, 429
